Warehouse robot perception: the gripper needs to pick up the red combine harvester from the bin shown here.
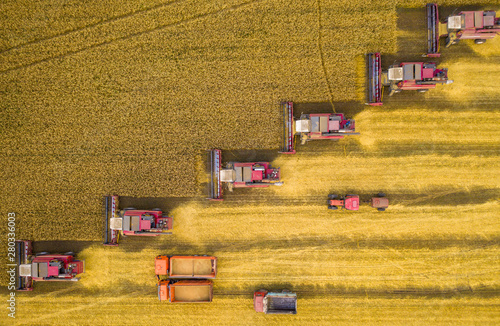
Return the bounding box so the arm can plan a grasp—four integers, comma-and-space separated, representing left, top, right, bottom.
328, 193, 389, 211
280, 102, 358, 154
209, 149, 282, 200
426, 3, 500, 57
103, 195, 173, 246
367, 52, 453, 105
15, 240, 84, 291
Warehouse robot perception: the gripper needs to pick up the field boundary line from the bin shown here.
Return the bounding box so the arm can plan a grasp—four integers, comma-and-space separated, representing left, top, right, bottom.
0, 0, 263, 74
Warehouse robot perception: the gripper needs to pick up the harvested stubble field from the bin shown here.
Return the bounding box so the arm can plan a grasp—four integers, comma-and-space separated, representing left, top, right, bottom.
0, 0, 499, 325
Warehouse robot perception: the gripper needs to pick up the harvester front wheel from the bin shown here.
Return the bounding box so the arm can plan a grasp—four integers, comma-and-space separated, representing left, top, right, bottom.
152, 208, 161, 211
64, 252, 75, 256
36, 252, 49, 256
474, 39, 486, 45
377, 192, 386, 197
377, 208, 386, 211
123, 207, 136, 211
417, 89, 428, 93
328, 194, 338, 199
328, 206, 338, 210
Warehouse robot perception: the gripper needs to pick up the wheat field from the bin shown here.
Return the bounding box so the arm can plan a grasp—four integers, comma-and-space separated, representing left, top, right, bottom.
0, 0, 499, 325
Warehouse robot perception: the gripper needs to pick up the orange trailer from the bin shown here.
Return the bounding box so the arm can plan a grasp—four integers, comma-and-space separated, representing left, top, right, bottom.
155, 255, 217, 279
158, 280, 213, 303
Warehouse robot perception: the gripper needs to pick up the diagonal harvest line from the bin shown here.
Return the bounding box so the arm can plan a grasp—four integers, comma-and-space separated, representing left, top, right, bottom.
0, 0, 263, 74
0, 0, 184, 54
316, 0, 335, 112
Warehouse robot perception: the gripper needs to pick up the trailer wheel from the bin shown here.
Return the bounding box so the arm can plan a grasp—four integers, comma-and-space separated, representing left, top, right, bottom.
36, 252, 49, 256
328, 206, 338, 210
377, 208, 386, 212
474, 39, 486, 45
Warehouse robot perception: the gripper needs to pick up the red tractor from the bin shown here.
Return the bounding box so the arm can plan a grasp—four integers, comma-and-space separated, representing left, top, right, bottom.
367, 52, 453, 105
426, 3, 500, 57
209, 149, 283, 200
328, 194, 360, 211
280, 102, 358, 154
328, 193, 389, 211
103, 195, 173, 246
15, 240, 85, 291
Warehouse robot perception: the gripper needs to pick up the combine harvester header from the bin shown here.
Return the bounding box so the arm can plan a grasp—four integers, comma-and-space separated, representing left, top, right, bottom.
209, 149, 282, 200
15, 240, 85, 291
426, 3, 500, 57
103, 195, 173, 246
280, 102, 358, 154
367, 52, 453, 105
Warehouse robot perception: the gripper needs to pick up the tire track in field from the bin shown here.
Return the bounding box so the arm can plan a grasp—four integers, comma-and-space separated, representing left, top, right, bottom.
316, 0, 335, 112
0, 0, 263, 74
0, 0, 183, 54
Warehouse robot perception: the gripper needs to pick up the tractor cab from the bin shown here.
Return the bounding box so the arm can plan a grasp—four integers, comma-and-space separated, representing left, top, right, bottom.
344, 195, 360, 211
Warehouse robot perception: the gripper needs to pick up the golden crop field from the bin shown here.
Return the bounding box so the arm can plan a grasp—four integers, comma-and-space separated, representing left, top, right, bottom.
0, 0, 499, 325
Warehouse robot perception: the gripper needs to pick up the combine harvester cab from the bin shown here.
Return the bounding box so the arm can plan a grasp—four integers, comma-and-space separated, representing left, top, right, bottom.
209, 149, 282, 200
426, 3, 500, 57
158, 280, 214, 303
103, 195, 173, 246
280, 101, 358, 153
15, 240, 85, 291
254, 290, 297, 314
328, 194, 360, 211
367, 52, 453, 105
155, 255, 217, 279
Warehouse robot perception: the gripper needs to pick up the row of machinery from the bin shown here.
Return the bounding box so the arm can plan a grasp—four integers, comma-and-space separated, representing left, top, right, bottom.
367, 4, 500, 106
